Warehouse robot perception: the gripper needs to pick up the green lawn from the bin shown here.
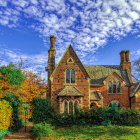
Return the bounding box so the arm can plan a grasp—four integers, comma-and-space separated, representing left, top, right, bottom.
49, 125, 140, 140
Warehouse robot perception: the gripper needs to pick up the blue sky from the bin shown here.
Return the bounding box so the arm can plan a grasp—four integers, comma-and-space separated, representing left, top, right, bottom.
0, 0, 140, 81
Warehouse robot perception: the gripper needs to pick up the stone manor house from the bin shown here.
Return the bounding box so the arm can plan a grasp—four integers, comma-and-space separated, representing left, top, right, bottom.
46, 36, 140, 114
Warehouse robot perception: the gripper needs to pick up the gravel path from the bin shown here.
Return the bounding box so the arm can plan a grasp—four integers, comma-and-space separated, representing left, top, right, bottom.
3, 122, 34, 140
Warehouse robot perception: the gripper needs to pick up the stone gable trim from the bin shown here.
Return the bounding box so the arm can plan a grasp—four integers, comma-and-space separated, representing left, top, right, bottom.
50, 44, 90, 81
130, 82, 140, 97
104, 72, 124, 83
58, 86, 84, 96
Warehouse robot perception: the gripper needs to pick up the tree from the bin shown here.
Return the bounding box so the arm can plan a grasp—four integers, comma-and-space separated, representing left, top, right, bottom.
132, 58, 140, 81
16, 71, 47, 103
0, 63, 25, 98
0, 62, 25, 87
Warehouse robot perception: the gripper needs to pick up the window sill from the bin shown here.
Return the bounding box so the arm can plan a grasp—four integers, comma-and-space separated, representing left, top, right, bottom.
64, 83, 77, 86
108, 93, 122, 94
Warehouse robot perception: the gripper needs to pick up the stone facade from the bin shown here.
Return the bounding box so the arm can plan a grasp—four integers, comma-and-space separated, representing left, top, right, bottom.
46, 36, 139, 113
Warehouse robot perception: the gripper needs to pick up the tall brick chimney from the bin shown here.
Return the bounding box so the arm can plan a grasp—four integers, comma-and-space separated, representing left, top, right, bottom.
47, 35, 56, 99
125, 50, 130, 62
120, 51, 126, 63
120, 50, 131, 76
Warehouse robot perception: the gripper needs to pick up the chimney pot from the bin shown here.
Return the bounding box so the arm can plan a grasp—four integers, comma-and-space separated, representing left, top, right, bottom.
50, 35, 56, 50
120, 51, 126, 64
125, 50, 130, 62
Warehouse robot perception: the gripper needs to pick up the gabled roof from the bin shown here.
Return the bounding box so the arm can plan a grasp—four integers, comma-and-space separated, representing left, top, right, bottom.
84, 65, 131, 86
58, 86, 84, 96
130, 82, 140, 98
104, 72, 124, 82
90, 91, 101, 101
50, 45, 89, 80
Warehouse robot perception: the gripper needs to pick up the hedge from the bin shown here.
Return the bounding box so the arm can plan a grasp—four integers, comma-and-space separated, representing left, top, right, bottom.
2, 93, 26, 131
31, 98, 56, 124
0, 100, 13, 130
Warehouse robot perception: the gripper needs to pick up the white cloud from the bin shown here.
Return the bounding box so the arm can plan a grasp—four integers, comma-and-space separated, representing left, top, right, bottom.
135, 49, 140, 55
11, 0, 29, 8
0, 0, 140, 73
0, 48, 48, 80
0, 0, 7, 7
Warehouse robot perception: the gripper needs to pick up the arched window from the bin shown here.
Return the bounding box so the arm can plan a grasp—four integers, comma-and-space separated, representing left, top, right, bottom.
118, 102, 122, 109
74, 101, 78, 113
116, 81, 121, 93
113, 81, 116, 93
109, 100, 122, 109
66, 69, 70, 83
69, 101, 73, 114
71, 69, 75, 83
108, 81, 112, 93
109, 103, 112, 107
64, 101, 68, 113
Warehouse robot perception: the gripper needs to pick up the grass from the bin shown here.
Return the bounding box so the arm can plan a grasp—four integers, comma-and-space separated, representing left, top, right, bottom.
47, 125, 140, 140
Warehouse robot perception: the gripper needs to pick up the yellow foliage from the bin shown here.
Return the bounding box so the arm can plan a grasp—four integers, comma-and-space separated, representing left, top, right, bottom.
0, 100, 13, 130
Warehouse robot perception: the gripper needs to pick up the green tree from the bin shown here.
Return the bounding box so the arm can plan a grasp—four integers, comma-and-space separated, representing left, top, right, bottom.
0, 63, 25, 87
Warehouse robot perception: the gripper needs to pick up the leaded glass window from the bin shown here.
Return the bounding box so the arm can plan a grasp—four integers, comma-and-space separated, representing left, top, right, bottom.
64, 101, 68, 113
66, 69, 70, 83
71, 69, 75, 83
109, 100, 122, 109
74, 101, 78, 113
69, 101, 73, 114
113, 81, 116, 93
108, 81, 112, 93
116, 81, 121, 93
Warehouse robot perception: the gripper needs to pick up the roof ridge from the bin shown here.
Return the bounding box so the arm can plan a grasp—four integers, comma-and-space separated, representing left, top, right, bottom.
84, 65, 120, 66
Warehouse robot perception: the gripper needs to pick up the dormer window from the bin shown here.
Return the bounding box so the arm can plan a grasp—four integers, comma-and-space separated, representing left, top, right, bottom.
66, 69, 75, 83
113, 81, 116, 93
108, 80, 121, 93
117, 81, 121, 93
108, 81, 112, 93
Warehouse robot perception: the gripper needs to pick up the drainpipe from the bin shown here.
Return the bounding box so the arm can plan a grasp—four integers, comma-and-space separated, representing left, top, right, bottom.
128, 86, 131, 109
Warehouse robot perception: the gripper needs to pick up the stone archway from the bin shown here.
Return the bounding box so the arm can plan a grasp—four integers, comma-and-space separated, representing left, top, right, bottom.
90, 101, 100, 108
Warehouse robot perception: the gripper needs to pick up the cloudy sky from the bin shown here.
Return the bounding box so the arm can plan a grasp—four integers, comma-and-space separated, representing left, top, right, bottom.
0, 0, 140, 81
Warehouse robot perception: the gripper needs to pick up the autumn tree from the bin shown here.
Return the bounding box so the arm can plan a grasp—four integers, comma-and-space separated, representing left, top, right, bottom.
0, 63, 25, 98
0, 62, 47, 102
16, 71, 47, 103
132, 58, 140, 81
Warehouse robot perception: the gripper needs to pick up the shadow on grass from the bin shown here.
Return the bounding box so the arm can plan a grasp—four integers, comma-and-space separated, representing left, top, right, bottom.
108, 126, 138, 137
56, 126, 106, 139
55, 126, 139, 139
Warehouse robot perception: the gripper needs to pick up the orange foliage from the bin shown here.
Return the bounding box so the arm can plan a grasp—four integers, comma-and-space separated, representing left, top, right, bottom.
0, 73, 18, 98
16, 71, 48, 103
0, 70, 48, 103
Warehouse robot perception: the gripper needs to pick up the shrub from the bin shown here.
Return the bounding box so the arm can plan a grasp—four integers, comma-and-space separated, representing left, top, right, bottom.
118, 108, 140, 126
51, 105, 140, 127
0, 100, 13, 130
2, 93, 23, 131
31, 98, 56, 124
33, 122, 55, 139
0, 63, 25, 87
0, 130, 11, 139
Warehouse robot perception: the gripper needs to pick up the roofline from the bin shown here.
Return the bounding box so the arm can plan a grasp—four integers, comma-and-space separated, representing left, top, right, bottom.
103, 72, 124, 82
58, 95, 84, 97
90, 84, 104, 87
130, 82, 140, 98
50, 44, 90, 80
50, 45, 71, 80
84, 65, 120, 66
